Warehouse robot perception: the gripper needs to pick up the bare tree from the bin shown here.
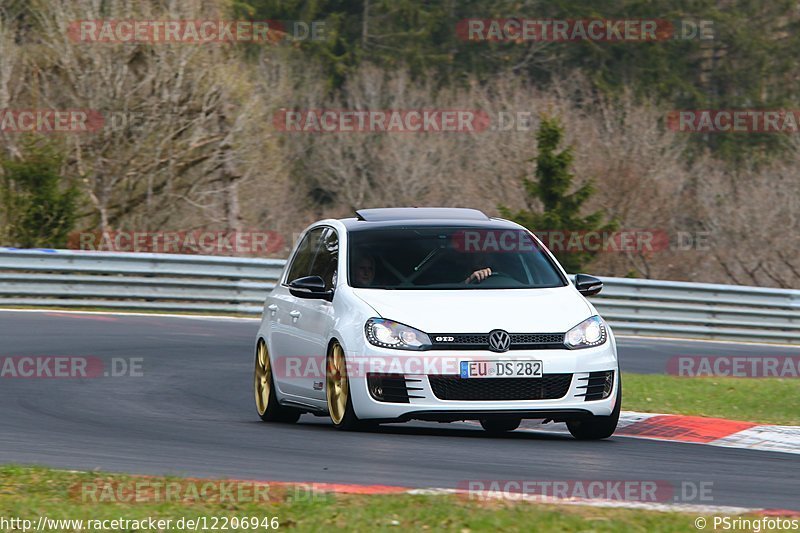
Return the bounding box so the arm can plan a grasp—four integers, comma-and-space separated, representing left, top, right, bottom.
26, 0, 287, 238
697, 156, 800, 288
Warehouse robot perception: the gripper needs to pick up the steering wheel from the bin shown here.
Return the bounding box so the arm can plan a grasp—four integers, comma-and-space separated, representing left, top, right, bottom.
477, 271, 520, 287
469, 270, 515, 286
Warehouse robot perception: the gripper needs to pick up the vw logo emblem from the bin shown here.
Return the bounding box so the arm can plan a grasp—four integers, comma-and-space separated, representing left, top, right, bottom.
488, 329, 511, 352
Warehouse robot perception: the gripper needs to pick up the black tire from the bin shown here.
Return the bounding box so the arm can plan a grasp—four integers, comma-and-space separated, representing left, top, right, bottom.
254, 340, 301, 424
567, 380, 621, 440
479, 417, 521, 434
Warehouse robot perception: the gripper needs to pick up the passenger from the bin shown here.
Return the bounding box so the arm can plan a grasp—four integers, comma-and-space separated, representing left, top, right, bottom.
353, 254, 376, 286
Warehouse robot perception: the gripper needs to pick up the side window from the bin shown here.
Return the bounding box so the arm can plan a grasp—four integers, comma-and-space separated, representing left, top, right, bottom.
285, 228, 325, 283
308, 227, 339, 290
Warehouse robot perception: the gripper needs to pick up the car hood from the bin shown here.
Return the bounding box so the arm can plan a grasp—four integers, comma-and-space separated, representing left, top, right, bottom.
351, 286, 592, 333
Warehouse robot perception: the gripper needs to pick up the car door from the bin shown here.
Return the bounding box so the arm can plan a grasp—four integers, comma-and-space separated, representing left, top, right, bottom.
288, 227, 339, 402
269, 227, 324, 399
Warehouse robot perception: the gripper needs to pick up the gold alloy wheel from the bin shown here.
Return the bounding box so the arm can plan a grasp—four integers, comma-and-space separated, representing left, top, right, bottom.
326, 343, 349, 425
254, 341, 271, 416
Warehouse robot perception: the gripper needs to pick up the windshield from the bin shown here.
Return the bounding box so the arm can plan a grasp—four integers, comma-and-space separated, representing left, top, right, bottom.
348, 226, 567, 289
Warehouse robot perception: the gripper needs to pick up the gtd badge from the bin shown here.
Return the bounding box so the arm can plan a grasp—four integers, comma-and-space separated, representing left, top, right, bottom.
435, 336, 455, 342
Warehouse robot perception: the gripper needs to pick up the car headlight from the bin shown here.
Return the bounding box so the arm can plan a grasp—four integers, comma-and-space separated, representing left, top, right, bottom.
365, 318, 432, 351
564, 316, 607, 350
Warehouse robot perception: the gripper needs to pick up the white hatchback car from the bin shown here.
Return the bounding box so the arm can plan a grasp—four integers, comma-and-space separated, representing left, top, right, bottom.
254, 207, 620, 439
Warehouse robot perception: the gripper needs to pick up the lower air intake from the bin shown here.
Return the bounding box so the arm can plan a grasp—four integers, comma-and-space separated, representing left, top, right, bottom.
429, 374, 573, 401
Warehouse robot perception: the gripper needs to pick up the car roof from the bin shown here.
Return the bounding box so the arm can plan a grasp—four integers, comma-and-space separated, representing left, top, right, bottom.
355, 207, 489, 222
338, 208, 521, 232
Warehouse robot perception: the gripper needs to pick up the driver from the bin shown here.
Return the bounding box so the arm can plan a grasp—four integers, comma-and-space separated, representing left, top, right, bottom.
464, 252, 494, 284
465, 267, 492, 284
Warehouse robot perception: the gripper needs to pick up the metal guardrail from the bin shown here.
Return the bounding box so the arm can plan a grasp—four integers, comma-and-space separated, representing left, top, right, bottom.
0, 248, 798, 344
591, 277, 800, 344
0, 248, 283, 315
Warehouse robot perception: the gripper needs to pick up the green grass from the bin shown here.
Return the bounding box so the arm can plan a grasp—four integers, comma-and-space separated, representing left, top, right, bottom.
622, 373, 800, 425
0, 466, 729, 532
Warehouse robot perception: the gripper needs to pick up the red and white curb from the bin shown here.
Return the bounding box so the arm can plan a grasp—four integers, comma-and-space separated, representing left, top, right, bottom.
616, 411, 800, 455
506, 411, 800, 455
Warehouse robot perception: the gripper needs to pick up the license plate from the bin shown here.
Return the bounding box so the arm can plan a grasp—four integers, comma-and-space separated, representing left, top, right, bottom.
460, 360, 543, 379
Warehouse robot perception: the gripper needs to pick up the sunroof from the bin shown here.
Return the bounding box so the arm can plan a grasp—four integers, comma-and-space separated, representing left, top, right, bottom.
355, 207, 490, 222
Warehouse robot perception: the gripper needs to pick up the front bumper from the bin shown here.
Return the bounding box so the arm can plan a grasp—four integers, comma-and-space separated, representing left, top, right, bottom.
346, 341, 619, 422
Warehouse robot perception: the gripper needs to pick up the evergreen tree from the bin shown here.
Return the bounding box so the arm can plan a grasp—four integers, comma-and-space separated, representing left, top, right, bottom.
1, 141, 78, 248
499, 116, 616, 273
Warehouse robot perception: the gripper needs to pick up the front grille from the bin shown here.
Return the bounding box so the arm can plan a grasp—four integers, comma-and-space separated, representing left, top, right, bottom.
367, 373, 424, 403
577, 371, 615, 401
430, 332, 565, 351
512, 333, 564, 345
429, 374, 572, 401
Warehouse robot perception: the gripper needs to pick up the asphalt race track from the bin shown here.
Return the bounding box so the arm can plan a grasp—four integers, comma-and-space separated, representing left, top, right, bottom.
1, 310, 798, 511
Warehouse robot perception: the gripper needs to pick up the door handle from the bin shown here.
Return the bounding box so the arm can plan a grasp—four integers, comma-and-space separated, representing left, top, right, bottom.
289, 310, 301, 320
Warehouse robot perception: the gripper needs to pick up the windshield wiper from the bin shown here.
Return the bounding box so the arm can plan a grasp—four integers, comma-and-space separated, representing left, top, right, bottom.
413, 249, 439, 272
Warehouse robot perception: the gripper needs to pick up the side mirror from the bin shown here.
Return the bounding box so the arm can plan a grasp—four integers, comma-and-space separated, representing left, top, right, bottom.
574, 274, 603, 296
288, 275, 333, 301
